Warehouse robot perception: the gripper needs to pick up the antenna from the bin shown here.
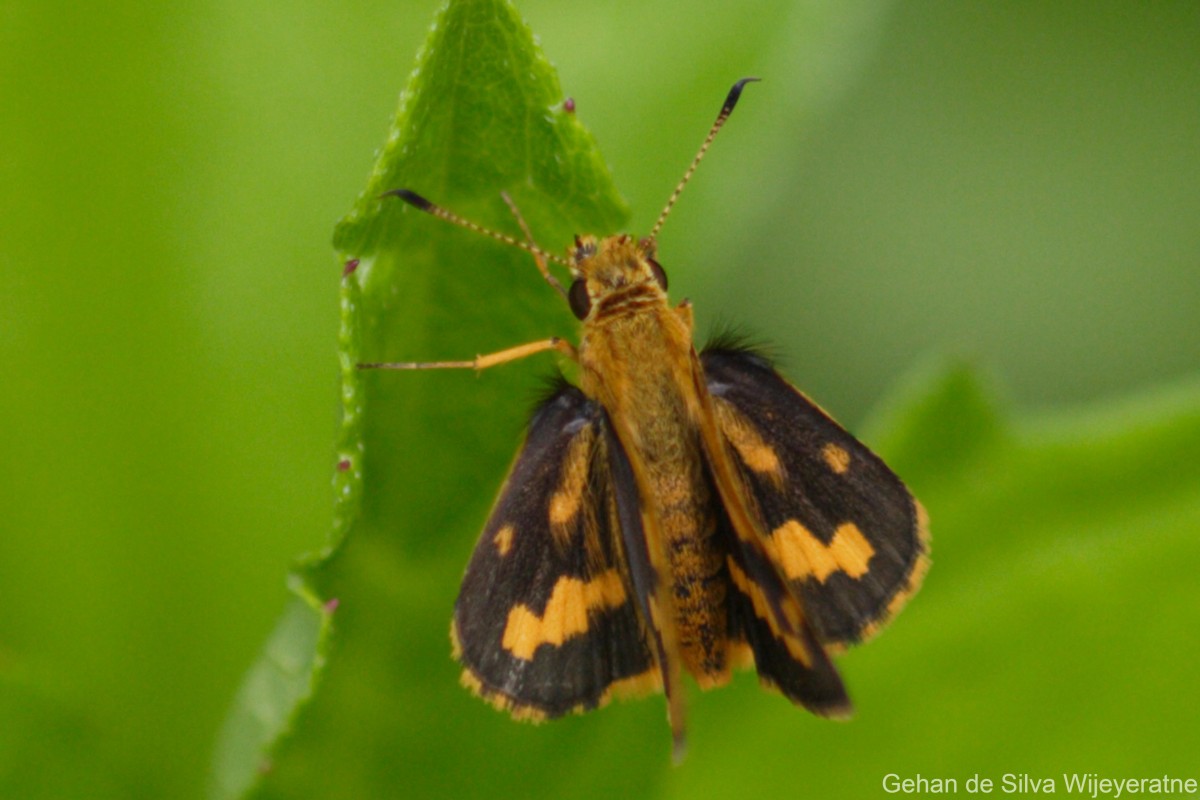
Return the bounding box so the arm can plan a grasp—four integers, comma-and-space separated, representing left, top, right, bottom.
648, 77, 760, 242
382, 189, 572, 293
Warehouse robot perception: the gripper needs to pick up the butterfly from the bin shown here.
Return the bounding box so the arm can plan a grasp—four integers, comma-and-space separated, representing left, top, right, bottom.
363, 79, 929, 759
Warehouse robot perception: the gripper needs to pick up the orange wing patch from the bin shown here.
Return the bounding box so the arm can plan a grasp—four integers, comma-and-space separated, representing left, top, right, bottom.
548, 491, 580, 527
492, 524, 515, 556
501, 570, 628, 660
725, 557, 811, 664
768, 520, 874, 583
713, 401, 784, 484
821, 443, 850, 474
548, 432, 592, 538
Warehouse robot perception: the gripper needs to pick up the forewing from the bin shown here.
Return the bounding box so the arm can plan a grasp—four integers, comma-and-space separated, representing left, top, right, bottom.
701, 346, 929, 648
453, 382, 659, 719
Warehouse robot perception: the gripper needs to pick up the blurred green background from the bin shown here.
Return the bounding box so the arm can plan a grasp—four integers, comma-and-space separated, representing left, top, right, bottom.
2, 1, 1198, 798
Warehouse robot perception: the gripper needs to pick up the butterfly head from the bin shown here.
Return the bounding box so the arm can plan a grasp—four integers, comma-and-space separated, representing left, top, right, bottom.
564, 234, 668, 320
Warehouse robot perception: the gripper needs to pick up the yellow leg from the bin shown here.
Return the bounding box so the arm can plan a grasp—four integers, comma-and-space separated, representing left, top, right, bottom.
358, 336, 577, 372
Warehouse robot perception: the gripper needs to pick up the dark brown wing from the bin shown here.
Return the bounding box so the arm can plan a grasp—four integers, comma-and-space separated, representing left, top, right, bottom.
689, 349, 851, 717
717, 495, 852, 715
452, 382, 659, 719
701, 345, 929, 649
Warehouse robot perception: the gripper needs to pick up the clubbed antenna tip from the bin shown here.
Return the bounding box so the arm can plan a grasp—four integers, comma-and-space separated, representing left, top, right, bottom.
649, 77, 761, 241
381, 188, 433, 211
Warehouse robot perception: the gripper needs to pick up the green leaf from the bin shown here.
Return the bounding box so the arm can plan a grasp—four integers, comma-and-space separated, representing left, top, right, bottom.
1, 663, 135, 799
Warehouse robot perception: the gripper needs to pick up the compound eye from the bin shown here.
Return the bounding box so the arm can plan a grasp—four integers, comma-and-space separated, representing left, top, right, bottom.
568, 279, 591, 320
648, 258, 668, 291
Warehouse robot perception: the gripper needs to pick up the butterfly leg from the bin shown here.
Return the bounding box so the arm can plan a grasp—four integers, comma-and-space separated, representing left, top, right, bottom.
500, 191, 568, 300
358, 336, 577, 372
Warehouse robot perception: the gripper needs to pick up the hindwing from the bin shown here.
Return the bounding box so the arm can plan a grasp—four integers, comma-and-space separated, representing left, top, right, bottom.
718, 497, 853, 716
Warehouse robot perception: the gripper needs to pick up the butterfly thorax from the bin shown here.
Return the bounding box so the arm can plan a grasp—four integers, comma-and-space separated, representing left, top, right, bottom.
574, 234, 733, 685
